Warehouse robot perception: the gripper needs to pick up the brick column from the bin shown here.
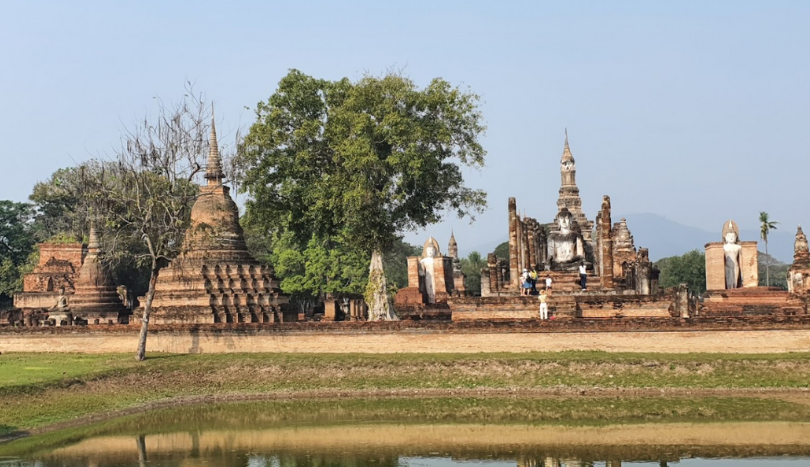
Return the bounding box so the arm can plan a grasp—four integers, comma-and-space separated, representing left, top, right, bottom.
508, 198, 519, 289
598, 195, 614, 289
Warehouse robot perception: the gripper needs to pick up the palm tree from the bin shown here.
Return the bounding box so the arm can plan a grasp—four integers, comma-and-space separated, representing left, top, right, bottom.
759, 211, 779, 287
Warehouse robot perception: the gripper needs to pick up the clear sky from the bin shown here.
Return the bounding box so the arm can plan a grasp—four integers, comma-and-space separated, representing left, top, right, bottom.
2, 0, 808, 255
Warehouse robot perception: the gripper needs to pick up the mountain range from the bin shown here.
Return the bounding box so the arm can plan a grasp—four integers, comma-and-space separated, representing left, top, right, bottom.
460, 213, 795, 263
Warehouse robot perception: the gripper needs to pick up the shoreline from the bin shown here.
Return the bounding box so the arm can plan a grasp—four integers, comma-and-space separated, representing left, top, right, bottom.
4, 386, 810, 444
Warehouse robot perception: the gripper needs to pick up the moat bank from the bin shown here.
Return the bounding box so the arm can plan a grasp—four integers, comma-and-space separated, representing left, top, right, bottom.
2, 352, 810, 439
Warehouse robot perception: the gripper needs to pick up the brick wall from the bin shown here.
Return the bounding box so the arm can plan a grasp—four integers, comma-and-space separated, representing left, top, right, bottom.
3, 316, 810, 354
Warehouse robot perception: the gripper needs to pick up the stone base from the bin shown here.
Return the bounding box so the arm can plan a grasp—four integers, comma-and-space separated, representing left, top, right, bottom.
136, 306, 284, 325
13, 292, 61, 310
449, 292, 677, 321
394, 287, 426, 306
702, 287, 806, 316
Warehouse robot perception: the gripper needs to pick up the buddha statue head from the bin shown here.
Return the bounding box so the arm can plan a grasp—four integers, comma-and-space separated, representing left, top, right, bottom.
722, 220, 740, 245
421, 237, 441, 259
557, 208, 574, 234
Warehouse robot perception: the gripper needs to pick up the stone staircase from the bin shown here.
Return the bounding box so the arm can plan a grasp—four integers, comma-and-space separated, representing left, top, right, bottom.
547, 294, 577, 318
702, 287, 806, 316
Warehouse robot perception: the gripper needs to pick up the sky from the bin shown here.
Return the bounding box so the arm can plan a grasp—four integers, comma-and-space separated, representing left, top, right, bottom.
1, 0, 808, 257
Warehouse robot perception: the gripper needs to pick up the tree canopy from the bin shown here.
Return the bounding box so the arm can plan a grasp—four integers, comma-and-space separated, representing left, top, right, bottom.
242, 70, 487, 319
0, 201, 36, 300
654, 249, 707, 295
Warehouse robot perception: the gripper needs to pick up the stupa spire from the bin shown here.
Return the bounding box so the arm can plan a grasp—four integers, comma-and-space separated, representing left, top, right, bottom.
205, 104, 224, 186
561, 128, 574, 163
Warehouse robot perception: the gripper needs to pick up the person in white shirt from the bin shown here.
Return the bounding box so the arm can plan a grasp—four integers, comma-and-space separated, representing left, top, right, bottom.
521, 268, 531, 296
538, 289, 548, 319
578, 263, 587, 291
545, 276, 552, 295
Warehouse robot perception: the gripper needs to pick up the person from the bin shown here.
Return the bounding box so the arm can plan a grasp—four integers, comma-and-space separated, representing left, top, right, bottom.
545, 276, 552, 295
521, 268, 531, 296
530, 267, 538, 294
578, 262, 587, 291
538, 289, 548, 319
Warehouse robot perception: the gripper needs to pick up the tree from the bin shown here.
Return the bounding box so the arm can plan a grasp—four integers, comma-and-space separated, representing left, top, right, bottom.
493, 241, 509, 260
242, 70, 487, 320
85, 91, 208, 361
654, 249, 706, 295
460, 251, 486, 295
0, 201, 36, 301
28, 166, 94, 242
759, 211, 778, 287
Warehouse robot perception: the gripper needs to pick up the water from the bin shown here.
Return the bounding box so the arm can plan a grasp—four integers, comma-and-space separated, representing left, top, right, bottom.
2, 399, 810, 467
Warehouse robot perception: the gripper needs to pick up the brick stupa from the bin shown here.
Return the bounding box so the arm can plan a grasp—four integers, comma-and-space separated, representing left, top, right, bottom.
142, 116, 288, 324
69, 226, 129, 324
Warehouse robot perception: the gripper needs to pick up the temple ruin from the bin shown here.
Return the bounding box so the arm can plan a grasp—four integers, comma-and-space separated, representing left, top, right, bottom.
701, 221, 805, 315
395, 236, 459, 306
140, 117, 289, 324
12, 229, 129, 326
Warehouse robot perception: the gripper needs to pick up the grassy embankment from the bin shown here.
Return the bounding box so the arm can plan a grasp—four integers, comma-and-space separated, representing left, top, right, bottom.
2, 351, 810, 438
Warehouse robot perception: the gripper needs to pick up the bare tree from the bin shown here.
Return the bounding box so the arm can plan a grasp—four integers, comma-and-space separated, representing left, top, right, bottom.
86, 87, 209, 360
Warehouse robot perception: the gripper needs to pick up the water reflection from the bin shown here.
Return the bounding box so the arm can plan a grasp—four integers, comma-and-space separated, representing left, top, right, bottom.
4, 398, 810, 467
12, 421, 810, 467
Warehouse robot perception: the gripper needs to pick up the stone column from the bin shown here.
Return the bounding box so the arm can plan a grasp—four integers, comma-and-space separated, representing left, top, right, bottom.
508, 198, 519, 289
527, 219, 537, 269
676, 283, 690, 318
480, 266, 491, 297
521, 218, 530, 272
704, 242, 725, 290
598, 196, 614, 289
634, 248, 652, 295
322, 299, 336, 321
487, 253, 498, 295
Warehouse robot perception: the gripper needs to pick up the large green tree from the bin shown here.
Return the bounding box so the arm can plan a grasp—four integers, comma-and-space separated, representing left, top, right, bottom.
654, 249, 707, 295
0, 201, 36, 301
460, 251, 486, 295
242, 70, 487, 320
28, 166, 95, 242
759, 211, 778, 287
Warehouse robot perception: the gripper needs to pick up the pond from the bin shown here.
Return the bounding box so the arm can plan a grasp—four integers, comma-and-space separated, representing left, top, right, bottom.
2, 398, 810, 467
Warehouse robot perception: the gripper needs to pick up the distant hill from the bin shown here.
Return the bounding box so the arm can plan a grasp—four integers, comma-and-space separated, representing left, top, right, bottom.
459, 213, 795, 264
622, 213, 794, 263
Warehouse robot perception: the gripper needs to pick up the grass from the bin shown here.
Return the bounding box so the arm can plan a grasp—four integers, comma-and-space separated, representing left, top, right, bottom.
2, 351, 810, 438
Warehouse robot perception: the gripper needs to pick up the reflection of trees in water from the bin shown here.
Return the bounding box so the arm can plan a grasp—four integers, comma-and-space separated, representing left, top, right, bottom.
241, 453, 401, 467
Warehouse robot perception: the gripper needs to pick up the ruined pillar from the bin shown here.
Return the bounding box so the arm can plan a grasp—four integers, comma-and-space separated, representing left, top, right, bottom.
508, 198, 519, 289
598, 195, 614, 289
521, 217, 530, 273
676, 283, 690, 318
527, 219, 537, 269
634, 248, 652, 295
487, 253, 498, 295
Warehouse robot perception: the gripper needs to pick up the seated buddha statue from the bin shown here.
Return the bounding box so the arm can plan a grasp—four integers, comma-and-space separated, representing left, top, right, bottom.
546, 208, 586, 271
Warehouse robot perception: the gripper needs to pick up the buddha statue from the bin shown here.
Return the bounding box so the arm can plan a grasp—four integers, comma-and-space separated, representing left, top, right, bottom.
49, 286, 72, 326
722, 220, 743, 289
418, 238, 441, 304
547, 208, 586, 271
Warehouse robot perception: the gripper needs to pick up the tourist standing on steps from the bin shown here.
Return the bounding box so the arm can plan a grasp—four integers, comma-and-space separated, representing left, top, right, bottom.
538, 289, 548, 319
545, 276, 552, 295
579, 262, 587, 291
521, 268, 531, 296
530, 267, 538, 294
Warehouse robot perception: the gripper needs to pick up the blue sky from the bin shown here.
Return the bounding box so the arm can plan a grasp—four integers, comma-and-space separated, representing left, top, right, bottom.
1, 0, 808, 256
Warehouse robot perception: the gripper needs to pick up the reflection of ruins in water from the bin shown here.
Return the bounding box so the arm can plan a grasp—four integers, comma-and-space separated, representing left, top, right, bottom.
14, 422, 810, 467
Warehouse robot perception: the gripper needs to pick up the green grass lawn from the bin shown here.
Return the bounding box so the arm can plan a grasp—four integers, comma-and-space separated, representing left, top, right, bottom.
2, 351, 810, 438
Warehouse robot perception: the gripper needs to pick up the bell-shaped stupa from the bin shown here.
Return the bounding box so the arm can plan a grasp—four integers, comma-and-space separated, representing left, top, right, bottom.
144, 113, 288, 324
69, 226, 129, 324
